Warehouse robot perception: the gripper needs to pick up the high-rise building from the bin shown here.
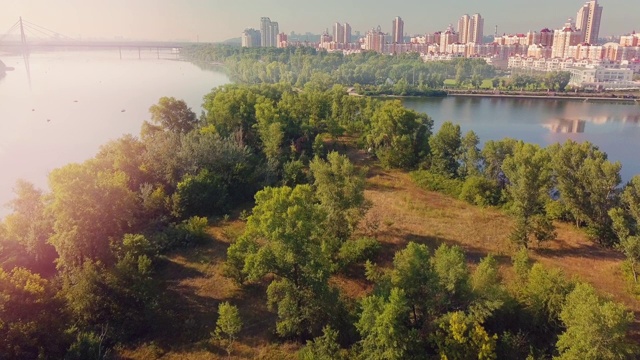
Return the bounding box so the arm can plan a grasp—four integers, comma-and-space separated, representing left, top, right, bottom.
575, 0, 602, 44
344, 23, 352, 44
277, 33, 288, 48
440, 24, 459, 53
458, 14, 470, 43
333, 23, 345, 44
458, 13, 484, 44
260, 17, 279, 47
470, 13, 484, 44
552, 19, 582, 58
270, 21, 279, 45
241, 29, 261, 48
392, 16, 404, 44
365, 26, 386, 52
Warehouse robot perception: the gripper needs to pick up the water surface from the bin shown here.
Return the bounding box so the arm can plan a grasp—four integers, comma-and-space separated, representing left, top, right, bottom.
0, 50, 230, 216
404, 97, 640, 181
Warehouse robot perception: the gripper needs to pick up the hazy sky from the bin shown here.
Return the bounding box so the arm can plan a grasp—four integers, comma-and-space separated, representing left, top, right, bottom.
1, 0, 636, 42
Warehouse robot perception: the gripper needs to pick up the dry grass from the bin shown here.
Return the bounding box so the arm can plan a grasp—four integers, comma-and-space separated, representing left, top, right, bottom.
123, 144, 640, 358
120, 219, 300, 360
350, 148, 640, 339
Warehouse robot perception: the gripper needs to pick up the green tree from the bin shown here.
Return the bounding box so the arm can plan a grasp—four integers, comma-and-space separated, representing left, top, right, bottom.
310, 152, 368, 249
517, 263, 573, 353
556, 283, 636, 359
255, 97, 285, 162
0, 267, 69, 359
434, 311, 498, 360
432, 244, 471, 310
2, 180, 56, 271
298, 326, 344, 360
390, 242, 439, 324
458, 130, 482, 178
214, 302, 242, 359
64, 235, 159, 343
610, 175, 640, 283
226, 185, 334, 338
48, 161, 139, 269
147, 96, 198, 133
471, 255, 506, 316
459, 176, 500, 207
502, 143, 555, 248
357, 288, 413, 360
429, 122, 462, 178
552, 140, 621, 245
171, 169, 228, 219
367, 100, 432, 169
481, 138, 518, 186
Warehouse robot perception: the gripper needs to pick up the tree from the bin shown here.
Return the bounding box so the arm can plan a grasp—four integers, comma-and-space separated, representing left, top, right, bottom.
429, 122, 462, 178
516, 263, 573, 353
255, 97, 285, 162
432, 244, 471, 310
298, 326, 344, 360
0, 267, 69, 359
171, 169, 228, 219
434, 311, 498, 360
471, 255, 505, 313
48, 161, 139, 269
63, 235, 159, 342
310, 152, 368, 249
147, 96, 198, 133
610, 176, 640, 283
226, 185, 334, 338
201, 85, 261, 145
367, 100, 432, 169
470, 74, 483, 89
2, 180, 56, 271
481, 138, 518, 187
556, 283, 636, 359
357, 288, 414, 360
458, 130, 482, 179
502, 142, 555, 248
214, 302, 242, 359
390, 242, 439, 324
552, 140, 621, 246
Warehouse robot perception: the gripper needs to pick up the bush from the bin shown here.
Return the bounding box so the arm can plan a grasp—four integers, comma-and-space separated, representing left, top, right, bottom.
171, 169, 228, 219
459, 176, 501, 207
282, 159, 307, 187
337, 237, 381, 269
155, 216, 210, 251
411, 170, 463, 198
545, 200, 573, 222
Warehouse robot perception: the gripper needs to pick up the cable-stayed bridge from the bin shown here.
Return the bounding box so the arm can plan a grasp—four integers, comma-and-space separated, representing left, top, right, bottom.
0, 18, 193, 58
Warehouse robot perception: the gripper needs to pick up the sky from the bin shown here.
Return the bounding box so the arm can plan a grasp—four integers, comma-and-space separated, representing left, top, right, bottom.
1, 0, 637, 43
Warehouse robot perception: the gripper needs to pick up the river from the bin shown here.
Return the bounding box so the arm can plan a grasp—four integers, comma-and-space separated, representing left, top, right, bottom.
403, 97, 640, 182
0, 50, 230, 217
1, 51, 639, 218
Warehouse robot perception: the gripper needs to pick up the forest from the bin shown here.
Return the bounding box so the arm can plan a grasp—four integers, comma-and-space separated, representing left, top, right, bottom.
181, 45, 573, 94
1, 81, 640, 359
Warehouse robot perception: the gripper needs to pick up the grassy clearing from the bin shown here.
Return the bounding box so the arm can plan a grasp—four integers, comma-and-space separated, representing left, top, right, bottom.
122, 146, 640, 358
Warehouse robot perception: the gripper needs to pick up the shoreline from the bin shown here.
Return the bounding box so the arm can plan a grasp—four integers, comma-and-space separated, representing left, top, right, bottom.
447, 92, 640, 103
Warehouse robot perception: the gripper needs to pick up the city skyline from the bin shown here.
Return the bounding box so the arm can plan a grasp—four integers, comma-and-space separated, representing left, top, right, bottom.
0, 0, 637, 43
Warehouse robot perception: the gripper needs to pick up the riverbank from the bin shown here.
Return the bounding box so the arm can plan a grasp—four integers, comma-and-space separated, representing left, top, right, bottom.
447, 92, 640, 104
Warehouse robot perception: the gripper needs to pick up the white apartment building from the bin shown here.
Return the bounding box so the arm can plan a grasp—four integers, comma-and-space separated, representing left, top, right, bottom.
568, 66, 635, 89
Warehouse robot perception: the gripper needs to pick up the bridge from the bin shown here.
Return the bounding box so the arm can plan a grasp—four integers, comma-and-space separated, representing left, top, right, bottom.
0, 18, 195, 59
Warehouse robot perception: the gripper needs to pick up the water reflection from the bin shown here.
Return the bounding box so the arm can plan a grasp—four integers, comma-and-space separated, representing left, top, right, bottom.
543, 119, 586, 133
403, 96, 640, 181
